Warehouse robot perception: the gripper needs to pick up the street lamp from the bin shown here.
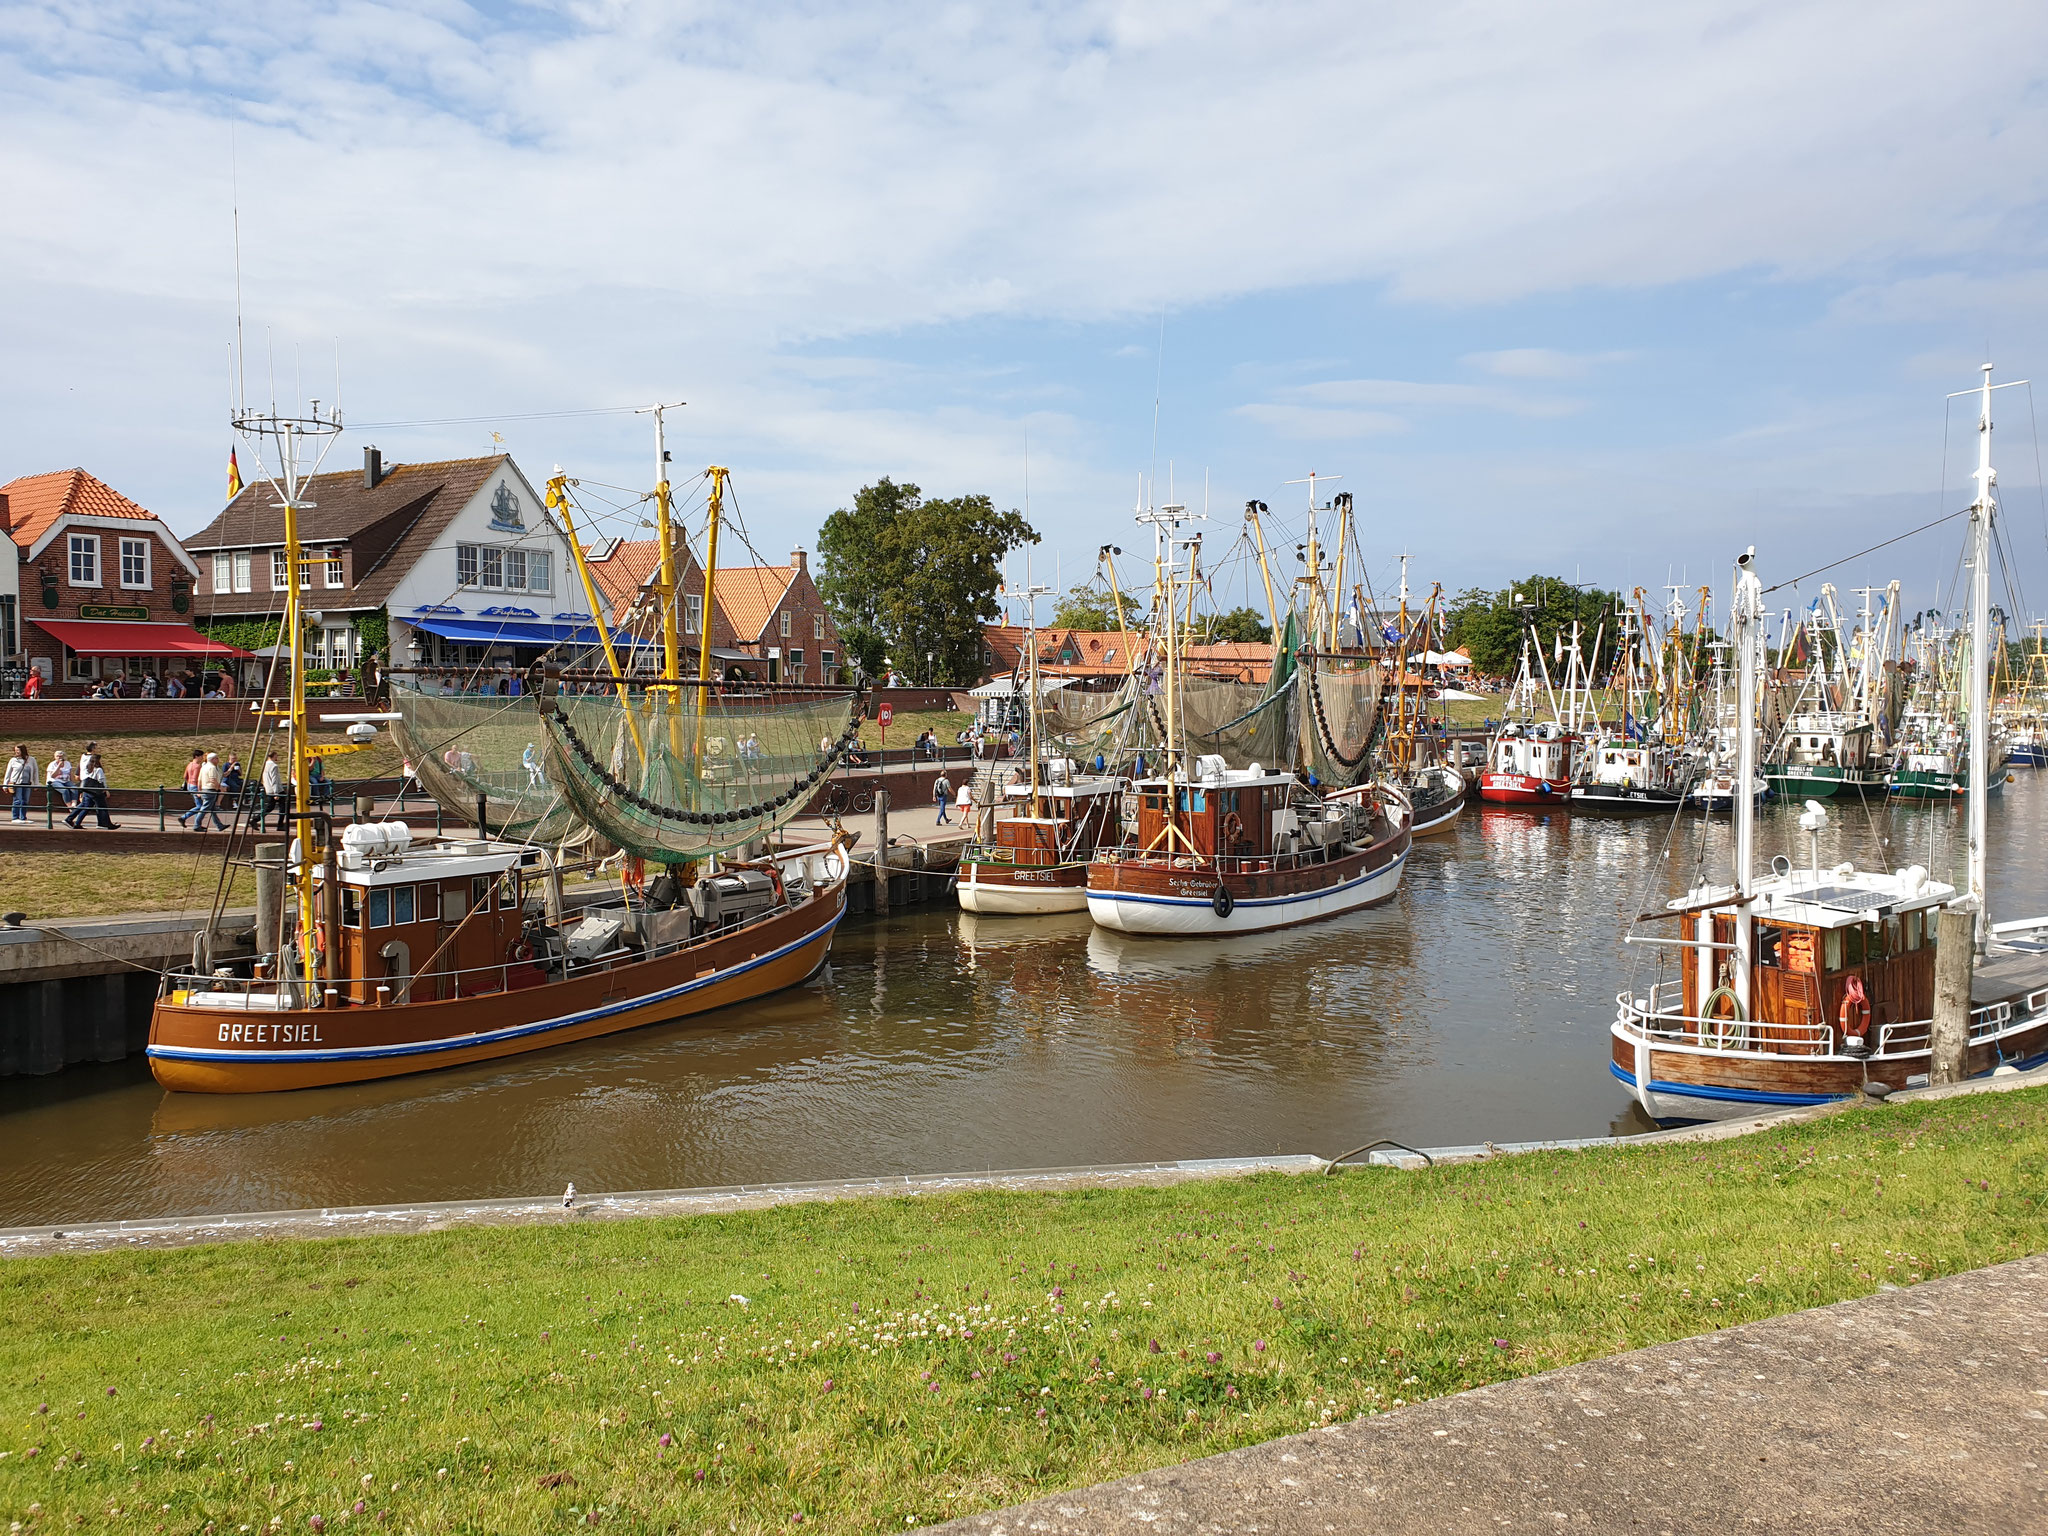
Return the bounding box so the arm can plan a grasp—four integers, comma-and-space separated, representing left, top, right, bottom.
926, 651, 933, 687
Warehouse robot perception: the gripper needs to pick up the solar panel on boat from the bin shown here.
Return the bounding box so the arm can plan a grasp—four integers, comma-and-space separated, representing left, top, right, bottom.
1798, 885, 1894, 913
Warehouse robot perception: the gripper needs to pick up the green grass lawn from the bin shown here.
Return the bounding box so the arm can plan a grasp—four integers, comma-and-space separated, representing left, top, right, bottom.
7, 731, 405, 794
4, 1089, 2041, 1534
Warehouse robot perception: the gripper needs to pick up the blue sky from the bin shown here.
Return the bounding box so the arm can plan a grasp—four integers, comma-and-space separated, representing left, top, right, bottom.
4, 1, 2047, 625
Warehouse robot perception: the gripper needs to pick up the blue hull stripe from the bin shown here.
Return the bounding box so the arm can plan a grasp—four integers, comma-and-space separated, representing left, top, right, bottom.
1608, 1061, 1842, 1107
147, 905, 844, 1066
1090, 850, 1407, 910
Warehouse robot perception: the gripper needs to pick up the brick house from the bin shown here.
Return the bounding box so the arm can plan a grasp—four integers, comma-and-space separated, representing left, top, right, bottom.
1, 469, 240, 695
184, 448, 588, 675
586, 543, 842, 685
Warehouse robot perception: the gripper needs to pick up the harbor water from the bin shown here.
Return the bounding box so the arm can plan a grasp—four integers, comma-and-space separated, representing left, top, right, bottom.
4, 774, 2043, 1227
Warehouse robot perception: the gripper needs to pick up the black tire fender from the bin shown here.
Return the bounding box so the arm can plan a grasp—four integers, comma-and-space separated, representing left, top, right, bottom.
1212, 885, 1234, 919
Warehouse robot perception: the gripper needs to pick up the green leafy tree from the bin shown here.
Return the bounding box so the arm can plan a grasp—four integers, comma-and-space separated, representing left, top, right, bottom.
1204, 606, 1273, 645
1445, 576, 1621, 679
1051, 581, 1143, 632
816, 477, 1039, 684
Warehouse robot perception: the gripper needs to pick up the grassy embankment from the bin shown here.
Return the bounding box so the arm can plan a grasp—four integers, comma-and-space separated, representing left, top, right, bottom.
3, 1089, 2042, 1533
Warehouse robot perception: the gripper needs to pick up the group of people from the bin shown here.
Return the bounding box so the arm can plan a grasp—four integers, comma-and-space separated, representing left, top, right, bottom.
6, 742, 117, 828
78, 670, 230, 700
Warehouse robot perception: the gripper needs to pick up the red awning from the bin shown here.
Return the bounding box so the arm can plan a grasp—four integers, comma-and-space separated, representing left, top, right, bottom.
32, 619, 252, 658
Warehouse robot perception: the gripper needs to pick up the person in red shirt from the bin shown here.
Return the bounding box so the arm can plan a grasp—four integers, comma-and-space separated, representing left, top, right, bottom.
175, 748, 205, 828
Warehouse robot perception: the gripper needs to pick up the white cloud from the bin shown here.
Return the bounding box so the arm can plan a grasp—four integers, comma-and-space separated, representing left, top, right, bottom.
1465, 348, 1634, 380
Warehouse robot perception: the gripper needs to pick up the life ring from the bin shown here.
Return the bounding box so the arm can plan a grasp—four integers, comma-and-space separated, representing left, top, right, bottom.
1837, 975, 1872, 1040
1211, 885, 1235, 919
1220, 810, 1246, 850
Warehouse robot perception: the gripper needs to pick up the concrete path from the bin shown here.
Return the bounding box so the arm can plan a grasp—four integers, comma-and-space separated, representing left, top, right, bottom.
933, 1255, 2048, 1536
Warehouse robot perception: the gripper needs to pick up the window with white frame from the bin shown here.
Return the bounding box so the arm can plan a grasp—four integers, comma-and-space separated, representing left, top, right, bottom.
528, 551, 550, 593
813, 612, 824, 640
324, 549, 344, 588
685, 593, 702, 635
67, 648, 97, 680
120, 538, 150, 589
779, 610, 791, 638
214, 552, 233, 593
456, 544, 479, 587
788, 649, 804, 678
821, 649, 835, 672
68, 534, 100, 587
272, 550, 290, 589
233, 550, 252, 593
480, 547, 503, 588
503, 548, 526, 590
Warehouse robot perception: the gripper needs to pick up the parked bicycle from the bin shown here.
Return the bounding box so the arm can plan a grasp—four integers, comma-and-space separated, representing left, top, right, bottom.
819, 778, 876, 816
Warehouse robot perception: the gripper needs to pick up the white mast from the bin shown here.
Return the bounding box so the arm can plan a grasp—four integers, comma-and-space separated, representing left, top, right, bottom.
1731, 546, 1763, 1006
1965, 364, 1999, 946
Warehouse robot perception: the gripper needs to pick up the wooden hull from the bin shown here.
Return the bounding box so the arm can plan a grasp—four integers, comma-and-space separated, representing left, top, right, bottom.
1608, 1016, 2048, 1122
146, 888, 846, 1093
1477, 771, 1566, 805
1411, 792, 1465, 837
958, 860, 1091, 914
1086, 826, 1411, 937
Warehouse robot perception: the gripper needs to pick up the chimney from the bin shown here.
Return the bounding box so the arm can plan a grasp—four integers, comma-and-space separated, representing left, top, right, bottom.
0, 491, 10, 532
790, 548, 807, 574
363, 445, 386, 490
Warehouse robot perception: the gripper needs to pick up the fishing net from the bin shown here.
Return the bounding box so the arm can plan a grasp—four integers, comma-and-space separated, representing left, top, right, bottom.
541, 681, 863, 863
391, 684, 584, 843
1299, 657, 1388, 787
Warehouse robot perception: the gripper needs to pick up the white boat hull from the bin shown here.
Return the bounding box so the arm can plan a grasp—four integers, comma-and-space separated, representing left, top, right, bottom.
1086, 850, 1407, 936
957, 869, 1090, 914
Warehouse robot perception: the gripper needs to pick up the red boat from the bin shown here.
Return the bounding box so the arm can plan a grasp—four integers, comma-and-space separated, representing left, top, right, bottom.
1477, 721, 1577, 805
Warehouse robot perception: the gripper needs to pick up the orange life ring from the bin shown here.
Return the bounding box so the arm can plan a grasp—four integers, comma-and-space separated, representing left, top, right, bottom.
1220, 810, 1246, 850
1837, 975, 1872, 1039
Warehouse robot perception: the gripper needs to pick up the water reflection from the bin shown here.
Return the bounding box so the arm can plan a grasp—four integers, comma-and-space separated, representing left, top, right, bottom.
5, 775, 2043, 1225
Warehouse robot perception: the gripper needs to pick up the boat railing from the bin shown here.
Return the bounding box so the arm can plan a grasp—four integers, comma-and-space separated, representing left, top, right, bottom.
1614, 985, 1835, 1055
1878, 988, 2048, 1053
1092, 837, 1384, 878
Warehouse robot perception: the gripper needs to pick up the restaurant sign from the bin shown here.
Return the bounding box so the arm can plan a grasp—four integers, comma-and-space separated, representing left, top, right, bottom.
79, 603, 149, 621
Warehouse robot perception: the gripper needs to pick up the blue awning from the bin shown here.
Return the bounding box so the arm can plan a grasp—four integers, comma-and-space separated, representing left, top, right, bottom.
409, 616, 606, 648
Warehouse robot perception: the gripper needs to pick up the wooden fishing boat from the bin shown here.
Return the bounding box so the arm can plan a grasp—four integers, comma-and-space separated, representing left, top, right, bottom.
1087, 759, 1410, 936
959, 762, 1125, 914
1612, 385, 2048, 1120
149, 832, 847, 1092
151, 409, 858, 1092
1568, 738, 1690, 814
1478, 721, 1575, 805
1763, 712, 1885, 798
1406, 761, 1467, 835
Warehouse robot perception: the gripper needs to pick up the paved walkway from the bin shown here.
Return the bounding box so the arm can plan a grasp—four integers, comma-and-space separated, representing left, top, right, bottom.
934, 1255, 2048, 1536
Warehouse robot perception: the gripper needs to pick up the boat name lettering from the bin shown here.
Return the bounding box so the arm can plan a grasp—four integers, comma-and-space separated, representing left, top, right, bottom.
218, 1021, 325, 1045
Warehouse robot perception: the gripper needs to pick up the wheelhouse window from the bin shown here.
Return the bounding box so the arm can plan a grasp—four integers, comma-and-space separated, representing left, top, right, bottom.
68, 534, 99, 586
368, 889, 391, 928
341, 888, 363, 927
472, 875, 492, 913
392, 886, 415, 925
119, 538, 150, 588
418, 883, 441, 921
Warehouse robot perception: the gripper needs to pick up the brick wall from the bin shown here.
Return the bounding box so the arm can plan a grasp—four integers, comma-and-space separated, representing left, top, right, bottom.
18, 525, 206, 697
0, 697, 374, 736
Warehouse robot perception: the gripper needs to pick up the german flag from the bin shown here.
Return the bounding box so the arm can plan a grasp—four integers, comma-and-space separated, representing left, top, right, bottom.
226, 448, 244, 500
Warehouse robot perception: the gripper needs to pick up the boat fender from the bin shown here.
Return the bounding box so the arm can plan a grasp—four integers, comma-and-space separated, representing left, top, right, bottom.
1838, 974, 1872, 1042
1211, 885, 1234, 919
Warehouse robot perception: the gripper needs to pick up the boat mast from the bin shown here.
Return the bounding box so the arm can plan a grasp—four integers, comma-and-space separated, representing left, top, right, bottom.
694, 467, 730, 786
1021, 572, 1051, 815
547, 473, 647, 766
1965, 364, 1999, 945
1731, 546, 1763, 1006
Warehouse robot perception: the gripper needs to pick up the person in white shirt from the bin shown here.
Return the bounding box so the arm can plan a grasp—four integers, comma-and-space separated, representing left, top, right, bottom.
191, 752, 229, 832
260, 752, 286, 832
45, 750, 77, 811
4, 745, 36, 822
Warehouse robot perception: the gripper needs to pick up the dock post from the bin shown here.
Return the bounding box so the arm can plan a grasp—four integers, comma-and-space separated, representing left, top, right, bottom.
874, 789, 891, 915
1931, 906, 1975, 1084
255, 842, 286, 963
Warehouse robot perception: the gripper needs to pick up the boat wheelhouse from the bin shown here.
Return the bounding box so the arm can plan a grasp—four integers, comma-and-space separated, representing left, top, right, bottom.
1764, 712, 1884, 798
1569, 738, 1689, 814
959, 760, 1125, 914
1087, 757, 1410, 936
1478, 721, 1576, 805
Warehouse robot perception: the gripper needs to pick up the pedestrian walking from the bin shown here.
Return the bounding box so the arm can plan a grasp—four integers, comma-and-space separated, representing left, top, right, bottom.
45, 750, 77, 811
175, 748, 205, 826
192, 752, 228, 832
5, 745, 36, 822
955, 776, 972, 828
308, 755, 330, 812
66, 752, 119, 830
261, 751, 286, 831
933, 770, 953, 824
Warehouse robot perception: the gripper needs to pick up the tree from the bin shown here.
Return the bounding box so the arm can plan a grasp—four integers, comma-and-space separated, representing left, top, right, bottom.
816, 477, 1039, 684
1204, 606, 1272, 645
1051, 581, 1143, 632
1444, 575, 1622, 679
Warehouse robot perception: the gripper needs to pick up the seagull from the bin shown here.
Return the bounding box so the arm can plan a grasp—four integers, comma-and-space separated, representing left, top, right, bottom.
562, 1182, 576, 1208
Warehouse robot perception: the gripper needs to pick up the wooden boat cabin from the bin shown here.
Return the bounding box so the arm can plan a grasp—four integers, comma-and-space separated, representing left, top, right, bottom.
988, 758, 1124, 864
1673, 864, 1953, 1053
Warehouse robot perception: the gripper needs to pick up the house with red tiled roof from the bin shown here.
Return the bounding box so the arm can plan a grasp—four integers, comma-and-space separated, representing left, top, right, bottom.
581, 538, 742, 669
712, 550, 842, 684
1, 468, 234, 694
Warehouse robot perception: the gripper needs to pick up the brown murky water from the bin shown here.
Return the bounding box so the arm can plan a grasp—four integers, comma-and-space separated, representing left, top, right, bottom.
5, 774, 2042, 1226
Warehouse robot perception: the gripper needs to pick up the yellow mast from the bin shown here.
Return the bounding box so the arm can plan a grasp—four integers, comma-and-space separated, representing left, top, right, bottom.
693, 467, 729, 781
546, 473, 645, 766
282, 479, 317, 987
1328, 492, 1351, 652
649, 406, 687, 763
1244, 500, 1280, 642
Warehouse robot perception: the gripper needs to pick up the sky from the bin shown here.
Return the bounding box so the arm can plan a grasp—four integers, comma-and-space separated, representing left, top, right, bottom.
5, 0, 2048, 628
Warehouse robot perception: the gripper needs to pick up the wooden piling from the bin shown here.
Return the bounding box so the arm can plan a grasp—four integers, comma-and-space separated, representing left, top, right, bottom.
1931, 906, 1975, 1085
874, 789, 891, 915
